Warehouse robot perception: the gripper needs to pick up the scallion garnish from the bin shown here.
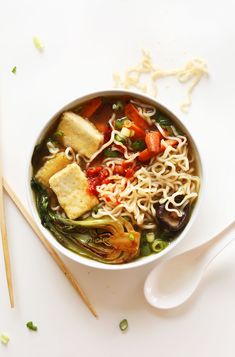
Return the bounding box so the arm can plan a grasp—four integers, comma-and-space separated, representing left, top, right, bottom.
114, 134, 125, 144
132, 140, 146, 152
112, 101, 123, 111
26, 321, 38, 331
0, 333, 9, 345
115, 118, 126, 130
129, 233, 135, 241
140, 242, 152, 256
146, 232, 155, 243
53, 130, 64, 138
119, 319, 128, 331
33, 36, 43, 50
151, 239, 168, 253
103, 148, 120, 158
11, 66, 17, 74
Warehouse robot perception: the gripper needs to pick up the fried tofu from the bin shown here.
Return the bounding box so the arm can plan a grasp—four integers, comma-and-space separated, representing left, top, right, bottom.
35, 152, 71, 187
57, 112, 103, 159
49, 163, 98, 219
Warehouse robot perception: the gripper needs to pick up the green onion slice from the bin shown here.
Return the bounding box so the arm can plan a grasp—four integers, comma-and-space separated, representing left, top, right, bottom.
33, 36, 43, 50
151, 239, 169, 253
26, 321, 38, 331
113, 101, 123, 111
129, 233, 135, 241
119, 319, 128, 331
0, 333, 10, 345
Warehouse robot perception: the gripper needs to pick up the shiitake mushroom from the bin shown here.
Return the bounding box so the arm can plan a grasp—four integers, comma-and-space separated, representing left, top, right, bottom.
155, 202, 190, 232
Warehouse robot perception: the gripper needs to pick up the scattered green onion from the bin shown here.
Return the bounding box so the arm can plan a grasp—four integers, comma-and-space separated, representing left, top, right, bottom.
123, 119, 132, 128
119, 319, 128, 331
0, 333, 9, 345
140, 243, 152, 256
11, 66, 17, 74
26, 321, 38, 331
53, 130, 64, 138
151, 239, 169, 253
156, 115, 172, 127
33, 36, 43, 50
115, 118, 126, 130
112, 101, 123, 111
120, 127, 133, 138
129, 233, 135, 241
115, 134, 125, 144
132, 140, 146, 152
146, 232, 155, 243
103, 148, 120, 158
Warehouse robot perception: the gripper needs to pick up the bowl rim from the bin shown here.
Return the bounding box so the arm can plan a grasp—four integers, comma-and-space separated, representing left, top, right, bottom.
26, 88, 204, 271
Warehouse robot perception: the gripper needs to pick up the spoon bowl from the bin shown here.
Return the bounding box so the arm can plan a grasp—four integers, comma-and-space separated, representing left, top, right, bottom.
144, 220, 235, 309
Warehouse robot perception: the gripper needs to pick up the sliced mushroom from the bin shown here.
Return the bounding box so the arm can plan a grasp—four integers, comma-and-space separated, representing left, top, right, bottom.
155, 203, 190, 232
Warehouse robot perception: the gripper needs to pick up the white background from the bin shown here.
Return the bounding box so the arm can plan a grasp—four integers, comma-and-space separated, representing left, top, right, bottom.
0, 0, 235, 356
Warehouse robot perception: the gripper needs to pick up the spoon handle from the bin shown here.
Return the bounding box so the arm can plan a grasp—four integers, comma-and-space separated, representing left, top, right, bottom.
201, 219, 235, 265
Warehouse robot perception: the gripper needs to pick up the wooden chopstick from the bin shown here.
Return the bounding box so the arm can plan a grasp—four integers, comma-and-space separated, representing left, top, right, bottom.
3, 178, 98, 318
0, 172, 14, 307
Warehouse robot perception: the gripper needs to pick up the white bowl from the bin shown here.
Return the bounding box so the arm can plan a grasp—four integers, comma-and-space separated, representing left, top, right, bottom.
27, 89, 203, 270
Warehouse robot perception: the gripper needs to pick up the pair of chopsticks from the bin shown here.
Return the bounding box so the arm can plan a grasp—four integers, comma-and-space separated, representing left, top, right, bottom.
0, 177, 98, 318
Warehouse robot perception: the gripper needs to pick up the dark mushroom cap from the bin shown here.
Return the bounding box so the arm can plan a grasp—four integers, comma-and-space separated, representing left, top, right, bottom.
155, 203, 190, 232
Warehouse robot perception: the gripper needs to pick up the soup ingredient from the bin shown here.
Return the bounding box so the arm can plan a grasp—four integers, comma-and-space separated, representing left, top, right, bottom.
57, 112, 103, 159
53, 130, 64, 139
49, 163, 99, 219
124, 103, 150, 130
145, 131, 161, 154
119, 319, 128, 331
112, 101, 123, 111
151, 239, 169, 253
103, 148, 120, 157
113, 50, 208, 112
138, 148, 152, 162
33, 36, 43, 50
11, 66, 17, 74
160, 139, 178, 152
155, 204, 190, 231
156, 115, 172, 128
140, 241, 152, 256
120, 127, 133, 138
31, 178, 140, 263
35, 152, 71, 187
26, 321, 38, 331
80, 97, 102, 118
146, 232, 155, 243
132, 140, 146, 152
115, 118, 126, 130
0, 333, 9, 345
86, 166, 110, 195
130, 123, 146, 139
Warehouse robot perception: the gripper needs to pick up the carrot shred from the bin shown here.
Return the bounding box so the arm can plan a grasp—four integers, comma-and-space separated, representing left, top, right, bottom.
145, 131, 161, 154
81, 97, 102, 118
124, 103, 150, 130
138, 148, 153, 162
130, 123, 146, 139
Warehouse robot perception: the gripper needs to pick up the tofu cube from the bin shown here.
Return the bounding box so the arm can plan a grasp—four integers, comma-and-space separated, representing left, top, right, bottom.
35, 152, 71, 187
57, 112, 103, 159
49, 163, 98, 219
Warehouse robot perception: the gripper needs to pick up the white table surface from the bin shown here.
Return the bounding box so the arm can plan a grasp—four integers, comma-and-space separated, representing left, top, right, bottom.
1, 0, 235, 356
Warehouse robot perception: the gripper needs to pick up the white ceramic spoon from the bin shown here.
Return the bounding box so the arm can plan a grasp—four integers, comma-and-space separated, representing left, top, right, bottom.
144, 220, 235, 310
